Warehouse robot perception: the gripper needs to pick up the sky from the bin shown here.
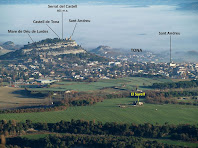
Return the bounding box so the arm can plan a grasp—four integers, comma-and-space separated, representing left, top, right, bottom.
0, 0, 198, 52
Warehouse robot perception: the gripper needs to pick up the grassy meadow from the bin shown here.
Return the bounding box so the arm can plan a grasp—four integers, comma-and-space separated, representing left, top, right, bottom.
0, 98, 197, 125
29, 77, 172, 92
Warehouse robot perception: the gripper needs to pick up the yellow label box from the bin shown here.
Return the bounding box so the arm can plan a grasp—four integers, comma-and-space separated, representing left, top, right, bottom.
131, 92, 146, 97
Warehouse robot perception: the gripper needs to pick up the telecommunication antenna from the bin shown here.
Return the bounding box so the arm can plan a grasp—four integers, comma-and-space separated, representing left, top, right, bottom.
62, 12, 63, 39
170, 35, 172, 63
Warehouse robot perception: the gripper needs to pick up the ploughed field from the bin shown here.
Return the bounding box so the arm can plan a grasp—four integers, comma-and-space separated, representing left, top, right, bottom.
0, 98, 197, 125
0, 87, 47, 110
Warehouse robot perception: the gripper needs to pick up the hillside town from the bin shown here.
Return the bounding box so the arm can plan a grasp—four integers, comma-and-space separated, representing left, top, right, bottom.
1, 55, 198, 87
0, 38, 198, 87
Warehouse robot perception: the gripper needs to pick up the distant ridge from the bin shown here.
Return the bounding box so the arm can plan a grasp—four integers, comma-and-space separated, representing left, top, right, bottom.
91, 45, 112, 54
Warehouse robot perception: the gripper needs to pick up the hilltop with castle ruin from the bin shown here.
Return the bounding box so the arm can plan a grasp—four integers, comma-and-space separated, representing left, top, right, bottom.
21, 37, 86, 56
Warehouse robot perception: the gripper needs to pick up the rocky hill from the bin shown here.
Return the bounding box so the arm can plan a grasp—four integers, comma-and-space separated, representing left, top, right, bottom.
91, 45, 112, 54
90, 45, 122, 57
0, 46, 11, 55
1, 41, 21, 50
0, 38, 86, 60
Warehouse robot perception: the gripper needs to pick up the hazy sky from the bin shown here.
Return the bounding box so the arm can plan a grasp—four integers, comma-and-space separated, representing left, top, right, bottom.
0, 2, 198, 52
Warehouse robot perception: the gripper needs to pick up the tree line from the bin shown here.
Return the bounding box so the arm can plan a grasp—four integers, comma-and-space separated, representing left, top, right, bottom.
146, 90, 198, 105
60, 91, 130, 107
151, 80, 198, 89
6, 134, 181, 148
1, 120, 197, 143
0, 91, 131, 114
0, 105, 67, 114
130, 73, 166, 79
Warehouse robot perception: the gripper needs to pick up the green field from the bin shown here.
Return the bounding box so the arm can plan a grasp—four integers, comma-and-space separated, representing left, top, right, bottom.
30, 77, 172, 92
0, 98, 197, 125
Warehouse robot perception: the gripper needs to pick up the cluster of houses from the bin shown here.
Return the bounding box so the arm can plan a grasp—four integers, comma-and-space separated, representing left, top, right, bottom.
1, 38, 198, 86
1, 59, 198, 88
